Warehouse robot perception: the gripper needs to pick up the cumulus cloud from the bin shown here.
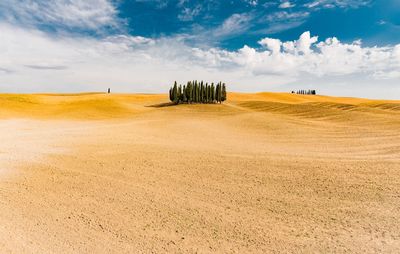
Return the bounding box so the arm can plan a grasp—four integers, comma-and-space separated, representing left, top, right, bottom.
258, 38, 282, 54
223, 31, 399, 79
0, 22, 399, 99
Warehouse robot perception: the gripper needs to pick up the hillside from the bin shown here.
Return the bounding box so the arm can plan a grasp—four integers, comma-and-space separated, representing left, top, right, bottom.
0, 92, 399, 120
0, 92, 399, 253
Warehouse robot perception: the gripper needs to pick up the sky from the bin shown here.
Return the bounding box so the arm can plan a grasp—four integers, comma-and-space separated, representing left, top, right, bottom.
0, 0, 399, 98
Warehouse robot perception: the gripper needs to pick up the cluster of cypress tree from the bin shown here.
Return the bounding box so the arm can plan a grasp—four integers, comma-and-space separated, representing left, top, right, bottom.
292, 90, 316, 95
169, 81, 227, 104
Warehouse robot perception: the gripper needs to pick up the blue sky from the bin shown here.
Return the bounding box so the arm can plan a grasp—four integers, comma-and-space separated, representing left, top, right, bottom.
116, 0, 399, 49
0, 0, 399, 98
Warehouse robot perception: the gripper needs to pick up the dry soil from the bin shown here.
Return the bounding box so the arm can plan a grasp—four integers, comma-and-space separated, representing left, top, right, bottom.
0, 92, 399, 253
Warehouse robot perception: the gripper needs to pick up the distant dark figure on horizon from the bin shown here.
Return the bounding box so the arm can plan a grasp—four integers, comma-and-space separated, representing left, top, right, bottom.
108, 88, 111, 94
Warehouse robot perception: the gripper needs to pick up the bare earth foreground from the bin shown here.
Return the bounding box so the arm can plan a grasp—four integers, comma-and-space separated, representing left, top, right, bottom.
0, 92, 399, 253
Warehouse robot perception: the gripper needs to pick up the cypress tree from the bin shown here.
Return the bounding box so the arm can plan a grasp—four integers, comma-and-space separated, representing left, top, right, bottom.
169, 80, 227, 104
209, 84, 212, 103
219, 82, 222, 103
188, 82, 192, 103
216, 83, 219, 103
183, 85, 187, 102
199, 83, 204, 103
200, 83, 203, 103
178, 85, 182, 103
197, 82, 200, 103
192, 82, 195, 103
201, 83, 205, 103
211, 83, 215, 102
186, 82, 190, 103
190, 82, 193, 102
221, 83, 227, 102
205, 83, 207, 103
194, 82, 198, 103
196, 82, 199, 103
216, 84, 218, 102
190, 82, 194, 103
205, 83, 209, 103
173, 82, 178, 104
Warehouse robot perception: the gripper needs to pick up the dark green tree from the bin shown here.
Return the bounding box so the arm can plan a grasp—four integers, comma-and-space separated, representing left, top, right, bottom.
216, 82, 221, 103
200, 83, 204, 103
221, 83, 227, 102
188, 82, 193, 103
205, 83, 209, 103
194, 82, 197, 103
211, 83, 215, 102
173, 81, 178, 103
169, 80, 226, 104
218, 82, 222, 103
197, 82, 200, 102
183, 85, 187, 102
178, 85, 182, 102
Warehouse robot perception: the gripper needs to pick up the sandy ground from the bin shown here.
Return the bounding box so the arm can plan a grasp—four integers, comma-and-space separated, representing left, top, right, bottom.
0, 93, 400, 253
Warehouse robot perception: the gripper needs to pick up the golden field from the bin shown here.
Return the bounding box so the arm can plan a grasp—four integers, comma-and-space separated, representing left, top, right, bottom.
0, 92, 399, 253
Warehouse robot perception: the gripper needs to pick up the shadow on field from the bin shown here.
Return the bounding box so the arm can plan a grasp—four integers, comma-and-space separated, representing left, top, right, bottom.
146, 102, 177, 108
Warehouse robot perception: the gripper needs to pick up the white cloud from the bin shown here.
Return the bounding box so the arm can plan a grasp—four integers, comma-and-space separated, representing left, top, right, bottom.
258, 38, 282, 54
265, 11, 310, 22
178, 5, 202, 21
296, 31, 319, 54
213, 13, 253, 38
305, 1, 321, 8
305, 0, 370, 9
260, 11, 310, 34
0, 23, 399, 99
245, 0, 258, 6
0, 0, 119, 32
279, 1, 295, 8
